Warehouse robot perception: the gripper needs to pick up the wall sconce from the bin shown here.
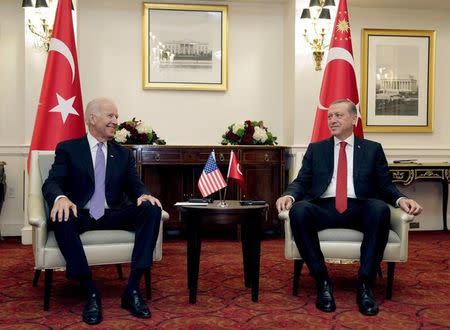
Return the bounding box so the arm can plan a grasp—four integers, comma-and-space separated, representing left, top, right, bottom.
22, 0, 53, 52
23, 0, 73, 52
300, 0, 335, 71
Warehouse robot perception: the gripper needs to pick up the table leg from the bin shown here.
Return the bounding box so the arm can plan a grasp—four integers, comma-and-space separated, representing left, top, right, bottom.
443, 181, 448, 231
242, 213, 262, 302
186, 217, 201, 304
241, 222, 251, 288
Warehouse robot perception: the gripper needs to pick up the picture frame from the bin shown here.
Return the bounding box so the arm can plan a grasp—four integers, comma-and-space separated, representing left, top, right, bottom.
361, 29, 436, 132
142, 3, 228, 91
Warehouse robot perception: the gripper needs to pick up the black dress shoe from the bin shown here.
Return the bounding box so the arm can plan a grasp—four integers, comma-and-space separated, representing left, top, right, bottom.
357, 282, 379, 316
316, 279, 336, 312
83, 293, 102, 325
121, 289, 151, 318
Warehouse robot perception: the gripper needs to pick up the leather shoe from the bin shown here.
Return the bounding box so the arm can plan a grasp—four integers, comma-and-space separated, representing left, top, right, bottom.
82, 293, 102, 325
121, 289, 151, 318
315, 279, 336, 312
357, 282, 379, 316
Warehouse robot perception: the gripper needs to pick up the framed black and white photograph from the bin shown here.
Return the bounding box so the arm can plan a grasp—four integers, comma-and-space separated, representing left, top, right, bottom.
361, 29, 435, 132
142, 3, 228, 91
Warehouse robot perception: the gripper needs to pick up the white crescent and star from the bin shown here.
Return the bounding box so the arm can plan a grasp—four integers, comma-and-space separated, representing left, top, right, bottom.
49, 93, 79, 123
237, 164, 243, 176
49, 38, 75, 83
47, 37, 79, 124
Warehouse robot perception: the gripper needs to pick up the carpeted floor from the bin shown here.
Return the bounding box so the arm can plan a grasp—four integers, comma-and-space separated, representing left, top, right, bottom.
0, 231, 449, 329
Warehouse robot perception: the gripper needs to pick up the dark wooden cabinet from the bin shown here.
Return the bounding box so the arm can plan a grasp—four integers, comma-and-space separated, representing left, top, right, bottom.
127, 145, 286, 235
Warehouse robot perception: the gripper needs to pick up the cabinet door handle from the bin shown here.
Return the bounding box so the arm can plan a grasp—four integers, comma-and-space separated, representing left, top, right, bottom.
264, 153, 270, 162
155, 153, 160, 161
219, 153, 225, 162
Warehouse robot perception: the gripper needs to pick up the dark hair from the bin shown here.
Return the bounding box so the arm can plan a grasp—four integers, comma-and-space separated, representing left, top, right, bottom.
330, 99, 357, 116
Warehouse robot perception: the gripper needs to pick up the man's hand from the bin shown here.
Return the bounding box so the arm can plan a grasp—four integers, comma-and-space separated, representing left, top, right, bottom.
398, 198, 423, 216
137, 194, 162, 208
276, 196, 293, 213
50, 197, 77, 222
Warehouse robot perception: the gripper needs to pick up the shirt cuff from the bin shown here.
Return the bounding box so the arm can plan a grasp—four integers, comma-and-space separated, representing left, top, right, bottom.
54, 195, 67, 203
286, 195, 295, 203
395, 196, 406, 207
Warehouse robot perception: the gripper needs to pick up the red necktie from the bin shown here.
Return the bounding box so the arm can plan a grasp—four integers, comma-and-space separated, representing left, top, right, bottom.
336, 141, 347, 213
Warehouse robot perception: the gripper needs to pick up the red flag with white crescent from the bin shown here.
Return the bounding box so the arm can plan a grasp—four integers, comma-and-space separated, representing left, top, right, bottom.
310, 0, 364, 142
227, 151, 245, 190
27, 0, 85, 171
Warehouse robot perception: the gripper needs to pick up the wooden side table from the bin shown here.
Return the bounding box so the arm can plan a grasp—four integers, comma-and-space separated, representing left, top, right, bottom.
177, 200, 268, 303
389, 162, 450, 231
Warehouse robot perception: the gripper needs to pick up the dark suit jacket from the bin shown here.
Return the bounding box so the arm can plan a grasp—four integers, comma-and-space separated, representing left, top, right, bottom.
42, 135, 147, 209
283, 137, 405, 206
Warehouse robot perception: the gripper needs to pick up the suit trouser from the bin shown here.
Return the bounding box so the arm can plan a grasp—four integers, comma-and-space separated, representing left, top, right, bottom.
289, 198, 390, 283
50, 202, 162, 279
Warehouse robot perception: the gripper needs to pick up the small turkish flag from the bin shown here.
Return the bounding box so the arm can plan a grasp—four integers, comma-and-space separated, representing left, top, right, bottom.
227, 151, 244, 189
310, 0, 364, 142
27, 0, 85, 171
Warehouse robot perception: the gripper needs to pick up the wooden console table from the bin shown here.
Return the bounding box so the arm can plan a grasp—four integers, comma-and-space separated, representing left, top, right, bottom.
389, 162, 450, 231
127, 145, 286, 234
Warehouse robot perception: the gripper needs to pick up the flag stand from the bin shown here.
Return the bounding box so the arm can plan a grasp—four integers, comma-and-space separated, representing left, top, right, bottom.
217, 188, 227, 208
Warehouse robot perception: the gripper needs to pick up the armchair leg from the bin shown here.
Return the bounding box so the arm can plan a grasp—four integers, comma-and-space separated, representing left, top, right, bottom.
377, 265, 383, 279
44, 269, 53, 311
386, 262, 396, 299
33, 269, 42, 287
293, 260, 304, 296
116, 264, 124, 280
144, 268, 151, 300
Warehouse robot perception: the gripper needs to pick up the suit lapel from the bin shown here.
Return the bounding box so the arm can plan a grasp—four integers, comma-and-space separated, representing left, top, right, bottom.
80, 136, 95, 183
324, 137, 334, 177
353, 136, 363, 180
105, 141, 117, 184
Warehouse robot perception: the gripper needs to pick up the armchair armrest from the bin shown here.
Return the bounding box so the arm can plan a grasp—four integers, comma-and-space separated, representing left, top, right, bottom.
28, 194, 47, 228
388, 205, 414, 236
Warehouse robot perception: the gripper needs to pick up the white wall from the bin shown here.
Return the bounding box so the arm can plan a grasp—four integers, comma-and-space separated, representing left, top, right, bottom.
78, 0, 286, 146
0, 1, 27, 237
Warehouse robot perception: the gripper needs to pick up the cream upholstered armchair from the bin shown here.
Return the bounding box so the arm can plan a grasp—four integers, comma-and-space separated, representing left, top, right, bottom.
28, 150, 168, 310
279, 205, 414, 299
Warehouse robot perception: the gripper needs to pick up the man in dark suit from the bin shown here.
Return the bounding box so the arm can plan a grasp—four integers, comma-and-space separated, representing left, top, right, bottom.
42, 98, 162, 325
276, 99, 422, 316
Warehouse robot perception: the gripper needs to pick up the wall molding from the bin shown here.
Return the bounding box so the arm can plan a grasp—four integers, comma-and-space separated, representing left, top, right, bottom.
0, 144, 29, 156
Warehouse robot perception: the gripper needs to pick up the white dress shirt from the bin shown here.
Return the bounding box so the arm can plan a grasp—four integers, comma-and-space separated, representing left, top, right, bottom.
321, 134, 356, 199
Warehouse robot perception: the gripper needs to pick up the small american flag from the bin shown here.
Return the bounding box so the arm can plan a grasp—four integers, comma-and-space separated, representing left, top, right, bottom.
198, 151, 227, 197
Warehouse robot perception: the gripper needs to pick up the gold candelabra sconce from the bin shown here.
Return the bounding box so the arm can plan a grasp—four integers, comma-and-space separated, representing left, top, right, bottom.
299, 0, 335, 71
21, 0, 67, 52
27, 17, 52, 52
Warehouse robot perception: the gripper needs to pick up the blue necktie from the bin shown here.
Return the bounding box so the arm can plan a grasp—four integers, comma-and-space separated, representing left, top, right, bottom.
90, 143, 106, 220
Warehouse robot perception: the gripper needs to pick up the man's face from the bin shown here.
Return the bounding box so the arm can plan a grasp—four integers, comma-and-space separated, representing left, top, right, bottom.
327, 102, 357, 140
89, 102, 118, 142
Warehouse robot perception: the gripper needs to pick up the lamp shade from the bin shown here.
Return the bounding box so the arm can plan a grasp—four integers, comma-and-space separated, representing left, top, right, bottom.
318, 8, 331, 19
300, 8, 311, 19
21, 0, 33, 8
309, 0, 321, 8
35, 0, 48, 8
323, 0, 336, 7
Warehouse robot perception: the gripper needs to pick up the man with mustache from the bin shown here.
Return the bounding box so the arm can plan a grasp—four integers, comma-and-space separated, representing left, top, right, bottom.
276, 99, 422, 316
43, 98, 162, 325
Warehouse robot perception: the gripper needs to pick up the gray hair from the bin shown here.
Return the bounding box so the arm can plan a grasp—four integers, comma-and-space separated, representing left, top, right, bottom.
84, 97, 116, 124
330, 99, 357, 116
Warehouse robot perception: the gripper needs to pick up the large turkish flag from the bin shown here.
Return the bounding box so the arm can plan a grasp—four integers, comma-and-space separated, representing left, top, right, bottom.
28, 0, 85, 171
310, 0, 363, 142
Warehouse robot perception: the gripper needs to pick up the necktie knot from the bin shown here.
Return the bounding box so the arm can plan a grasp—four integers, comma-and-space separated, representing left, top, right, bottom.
340, 141, 347, 149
